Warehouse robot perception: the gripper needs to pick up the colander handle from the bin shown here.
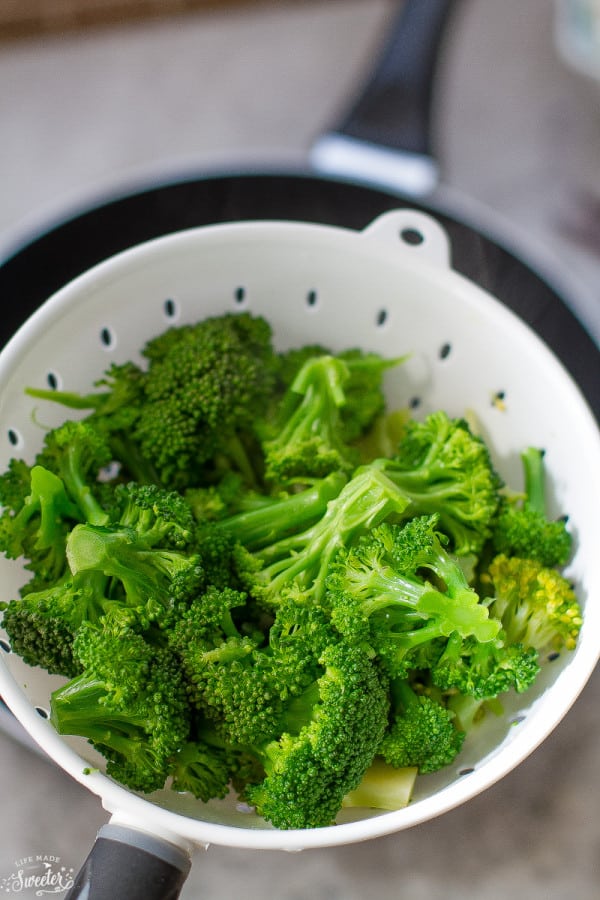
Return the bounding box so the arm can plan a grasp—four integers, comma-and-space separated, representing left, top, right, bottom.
64, 823, 191, 900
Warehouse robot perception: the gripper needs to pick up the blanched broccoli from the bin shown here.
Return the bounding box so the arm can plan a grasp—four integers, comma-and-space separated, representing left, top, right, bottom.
243, 641, 390, 830
263, 354, 357, 484
135, 312, 277, 490
326, 515, 499, 679
50, 623, 191, 793
377, 411, 502, 555
27, 365, 158, 485
219, 470, 347, 551
0, 465, 80, 593
0, 311, 583, 830
487, 554, 583, 654
379, 678, 465, 774
431, 629, 540, 700
253, 463, 412, 608
491, 447, 572, 567
66, 522, 204, 623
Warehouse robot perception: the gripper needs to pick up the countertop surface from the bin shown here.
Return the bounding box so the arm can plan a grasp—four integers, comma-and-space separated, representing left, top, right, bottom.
0, 2, 599, 898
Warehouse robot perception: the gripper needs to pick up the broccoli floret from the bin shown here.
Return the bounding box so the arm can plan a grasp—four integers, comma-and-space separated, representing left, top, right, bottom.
66, 523, 204, 623
36, 421, 112, 526
254, 463, 412, 608
491, 447, 572, 567
244, 641, 390, 830
336, 348, 407, 443
111, 481, 196, 550
487, 554, 582, 653
379, 679, 465, 774
219, 470, 347, 552
431, 629, 540, 700
0, 569, 137, 677
169, 740, 233, 802
50, 623, 190, 793
0, 465, 80, 592
262, 354, 359, 485
27, 364, 158, 485
135, 312, 277, 490
326, 515, 500, 679
377, 411, 502, 555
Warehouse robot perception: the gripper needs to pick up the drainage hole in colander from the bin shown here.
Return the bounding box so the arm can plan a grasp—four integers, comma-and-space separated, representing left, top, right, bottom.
306, 290, 318, 308
409, 396, 421, 410
376, 309, 388, 327
7, 428, 21, 448
400, 227, 425, 247
0, 639, 10, 654
458, 767, 475, 777
46, 371, 61, 390
35, 706, 50, 720
509, 715, 526, 727
439, 342, 452, 360
100, 327, 115, 350
547, 651, 561, 662
234, 286, 246, 304
163, 298, 178, 320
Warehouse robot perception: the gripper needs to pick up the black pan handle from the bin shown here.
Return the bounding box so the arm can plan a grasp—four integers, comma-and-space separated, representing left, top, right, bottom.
311, 0, 458, 195
64, 823, 191, 900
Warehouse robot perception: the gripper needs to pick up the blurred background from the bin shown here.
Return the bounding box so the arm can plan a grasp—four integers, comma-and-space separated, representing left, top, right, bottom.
0, 1, 599, 898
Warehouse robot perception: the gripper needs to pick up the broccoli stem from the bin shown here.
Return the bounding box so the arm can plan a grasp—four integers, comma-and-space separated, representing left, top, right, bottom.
221, 471, 347, 551
61, 445, 109, 526
25, 387, 103, 409
521, 447, 546, 515
342, 757, 417, 811
259, 466, 411, 603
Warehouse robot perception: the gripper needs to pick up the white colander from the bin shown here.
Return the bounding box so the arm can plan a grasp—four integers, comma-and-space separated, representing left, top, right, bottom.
0, 210, 599, 895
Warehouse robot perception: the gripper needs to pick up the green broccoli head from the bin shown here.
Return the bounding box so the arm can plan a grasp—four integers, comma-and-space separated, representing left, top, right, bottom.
245, 641, 390, 830
431, 630, 540, 700
169, 740, 233, 803
380, 411, 503, 555
135, 312, 277, 490
50, 623, 191, 794
326, 516, 500, 679
0, 465, 80, 591
491, 448, 572, 567
487, 554, 582, 654
379, 679, 465, 774
111, 481, 195, 549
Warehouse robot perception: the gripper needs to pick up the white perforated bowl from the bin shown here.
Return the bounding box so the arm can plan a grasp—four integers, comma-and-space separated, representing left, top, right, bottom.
0, 210, 599, 852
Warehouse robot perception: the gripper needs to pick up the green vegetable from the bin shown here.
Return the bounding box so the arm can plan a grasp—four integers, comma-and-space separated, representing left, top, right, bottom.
0, 310, 581, 831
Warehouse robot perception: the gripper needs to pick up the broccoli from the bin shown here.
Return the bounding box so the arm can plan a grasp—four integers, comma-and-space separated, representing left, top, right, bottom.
219, 470, 347, 551
377, 411, 502, 555
326, 515, 500, 679
27, 362, 158, 486
262, 355, 359, 485
50, 623, 190, 793
487, 554, 583, 654
491, 447, 572, 567
336, 348, 407, 443
253, 463, 412, 608
243, 641, 390, 830
170, 588, 329, 748
169, 740, 233, 802
431, 629, 540, 700
0, 465, 80, 593
378, 678, 465, 774
65, 523, 204, 623
109, 481, 196, 550
135, 312, 277, 490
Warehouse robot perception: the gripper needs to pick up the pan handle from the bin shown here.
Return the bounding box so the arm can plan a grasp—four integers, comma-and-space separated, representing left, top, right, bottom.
64, 822, 191, 900
311, 0, 458, 196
